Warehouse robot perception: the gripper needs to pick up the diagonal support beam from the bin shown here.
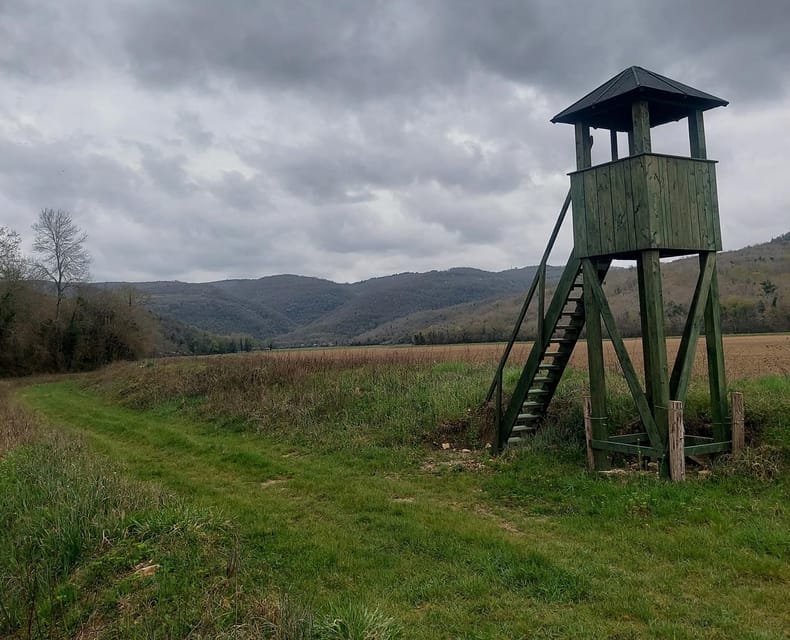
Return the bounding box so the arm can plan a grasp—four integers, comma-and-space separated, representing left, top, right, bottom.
669, 252, 715, 402
485, 190, 572, 403
704, 260, 729, 442
582, 259, 663, 449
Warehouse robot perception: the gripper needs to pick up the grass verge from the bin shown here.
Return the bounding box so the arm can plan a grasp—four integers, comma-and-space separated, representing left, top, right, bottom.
14, 354, 790, 639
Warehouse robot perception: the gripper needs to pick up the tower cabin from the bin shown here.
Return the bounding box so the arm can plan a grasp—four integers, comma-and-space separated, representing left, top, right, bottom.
552, 66, 728, 259
488, 66, 732, 475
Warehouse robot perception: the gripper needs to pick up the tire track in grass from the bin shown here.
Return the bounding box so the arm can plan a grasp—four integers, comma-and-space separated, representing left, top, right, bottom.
21, 381, 600, 638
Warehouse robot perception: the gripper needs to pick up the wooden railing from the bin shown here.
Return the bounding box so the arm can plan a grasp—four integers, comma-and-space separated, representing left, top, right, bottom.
485, 189, 572, 426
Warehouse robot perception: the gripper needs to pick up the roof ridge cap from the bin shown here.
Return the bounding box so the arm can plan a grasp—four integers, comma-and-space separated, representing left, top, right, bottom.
642, 67, 692, 96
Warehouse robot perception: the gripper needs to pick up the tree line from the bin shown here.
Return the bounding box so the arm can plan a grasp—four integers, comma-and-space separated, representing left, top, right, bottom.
0, 209, 159, 375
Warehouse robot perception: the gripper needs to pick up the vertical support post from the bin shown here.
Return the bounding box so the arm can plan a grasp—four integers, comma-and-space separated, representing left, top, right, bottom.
668, 400, 685, 482
583, 396, 595, 470
575, 122, 592, 170
637, 250, 670, 450
704, 253, 729, 442
690, 105, 728, 442
631, 100, 652, 154
636, 258, 654, 405
609, 130, 619, 161
731, 391, 744, 456
627, 130, 635, 156
688, 110, 707, 159
583, 260, 609, 470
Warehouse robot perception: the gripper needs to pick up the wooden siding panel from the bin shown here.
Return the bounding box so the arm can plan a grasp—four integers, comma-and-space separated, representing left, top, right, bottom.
609, 161, 628, 254
622, 157, 637, 249
659, 156, 673, 248
644, 154, 663, 248
631, 156, 651, 249
698, 161, 714, 249
708, 164, 723, 250
596, 164, 614, 254
583, 169, 601, 256
678, 162, 700, 249
571, 173, 588, 257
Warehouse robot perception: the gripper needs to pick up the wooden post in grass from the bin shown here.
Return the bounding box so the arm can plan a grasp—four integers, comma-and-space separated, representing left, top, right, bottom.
668, 400, 685, 481
583, 396, 595, 470
731, 391, 745, 456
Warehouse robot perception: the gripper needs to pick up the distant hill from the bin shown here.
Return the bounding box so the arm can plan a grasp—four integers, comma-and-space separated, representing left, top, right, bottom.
102, 233, 789, 346
379, 233, 790, 344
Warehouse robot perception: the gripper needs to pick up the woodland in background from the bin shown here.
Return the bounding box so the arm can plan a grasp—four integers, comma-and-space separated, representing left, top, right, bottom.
0, 279, 263, 377
1, 217, 788, 375
0, 216, 261, 377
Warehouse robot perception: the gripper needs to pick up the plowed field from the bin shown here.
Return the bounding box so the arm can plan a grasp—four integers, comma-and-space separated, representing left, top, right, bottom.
267, 334, 790, 380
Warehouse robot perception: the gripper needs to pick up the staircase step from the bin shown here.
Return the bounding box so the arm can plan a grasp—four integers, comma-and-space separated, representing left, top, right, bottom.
517, 413, 541, 421
527, 389, 550, 395
512, 424, 536, 434
521, 401, 543, 408
533, 376, 552, 383
554, 324, 576, 330
537, 364, 562, 370
507, 436, 526, 445
549, 338, 576, 344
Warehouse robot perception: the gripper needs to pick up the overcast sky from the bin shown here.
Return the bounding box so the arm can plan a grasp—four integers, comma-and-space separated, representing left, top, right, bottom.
1, 1, 788, 283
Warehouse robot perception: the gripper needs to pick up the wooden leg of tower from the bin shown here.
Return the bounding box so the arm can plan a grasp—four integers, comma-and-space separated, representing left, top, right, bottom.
704, 256, 729, 442
583, 259, 609, 470
637, 250, 670, 454
636, 257, 654, 406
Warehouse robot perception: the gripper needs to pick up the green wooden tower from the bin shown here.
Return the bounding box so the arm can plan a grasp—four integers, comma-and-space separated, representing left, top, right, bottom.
488, 66, 731, 470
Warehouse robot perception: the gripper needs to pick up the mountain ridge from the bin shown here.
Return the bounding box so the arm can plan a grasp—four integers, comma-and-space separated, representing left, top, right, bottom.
101, 233, 790, 346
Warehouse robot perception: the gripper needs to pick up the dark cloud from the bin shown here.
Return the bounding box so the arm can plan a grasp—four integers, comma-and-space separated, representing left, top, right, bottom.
208, 171, 270, 212
115, 1, 790, 103
0, 0, 788, 282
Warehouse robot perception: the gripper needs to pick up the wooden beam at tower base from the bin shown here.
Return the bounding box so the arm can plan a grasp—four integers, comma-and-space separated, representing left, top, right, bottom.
583, 396, 595, 470
583, 260, 610, 470
731, 391, 745, 456
637, 250, 670, 447
668, 400, 685, 482
705, 262, 729, 442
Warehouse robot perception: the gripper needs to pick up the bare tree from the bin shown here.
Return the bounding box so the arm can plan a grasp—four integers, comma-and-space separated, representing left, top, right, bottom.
32, 208, 91, 319
0, 225, 26, 281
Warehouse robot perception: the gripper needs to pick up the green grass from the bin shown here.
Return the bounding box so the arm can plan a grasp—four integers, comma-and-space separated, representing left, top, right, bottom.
11, 357, 789, 639
0, 419, 242, 638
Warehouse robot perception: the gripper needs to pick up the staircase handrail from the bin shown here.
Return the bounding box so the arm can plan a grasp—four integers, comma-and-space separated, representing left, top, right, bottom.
485, 188, 572, 403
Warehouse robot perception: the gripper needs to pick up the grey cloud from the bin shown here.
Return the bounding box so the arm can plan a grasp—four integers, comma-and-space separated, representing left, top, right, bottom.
208, 171, 271, 212
306, 203, 445, 256
138, 146, 196, 197
116, 0, 790, 105
0, 137, 145, 215
256, 116, 524, 206
0, 0, 788, 284
400, 185, 508, 245
174, 110, 214, 148
0, 1, 120, 83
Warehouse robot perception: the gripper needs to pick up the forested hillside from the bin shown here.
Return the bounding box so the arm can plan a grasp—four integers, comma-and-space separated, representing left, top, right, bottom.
102, 234, 789, 347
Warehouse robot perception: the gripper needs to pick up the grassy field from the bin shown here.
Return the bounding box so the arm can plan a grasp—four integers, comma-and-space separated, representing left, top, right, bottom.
3, 337, 790, 638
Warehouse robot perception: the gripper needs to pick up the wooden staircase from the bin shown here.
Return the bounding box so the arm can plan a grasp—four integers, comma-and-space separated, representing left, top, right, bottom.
486, 191, 610, 450
504, 262, 586, 444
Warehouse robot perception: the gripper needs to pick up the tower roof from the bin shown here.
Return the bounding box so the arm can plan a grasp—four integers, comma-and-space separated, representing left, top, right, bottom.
551, 66, 728, 131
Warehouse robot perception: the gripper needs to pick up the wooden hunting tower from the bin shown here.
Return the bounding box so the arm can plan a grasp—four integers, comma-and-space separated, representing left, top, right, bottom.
488, 66, 731, 472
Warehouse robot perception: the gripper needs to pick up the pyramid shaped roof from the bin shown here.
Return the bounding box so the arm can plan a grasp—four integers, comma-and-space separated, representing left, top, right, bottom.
551, 66, 728, 131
